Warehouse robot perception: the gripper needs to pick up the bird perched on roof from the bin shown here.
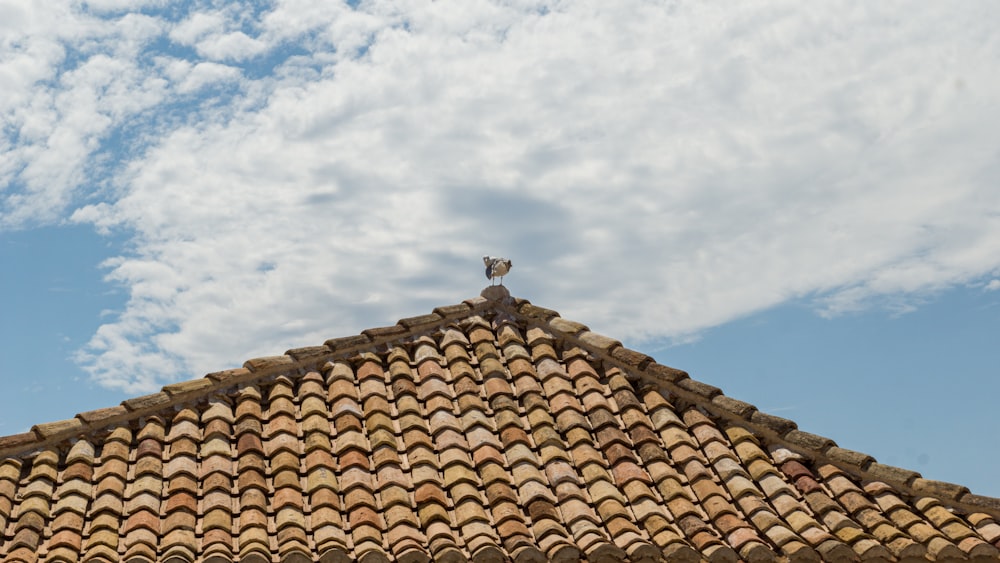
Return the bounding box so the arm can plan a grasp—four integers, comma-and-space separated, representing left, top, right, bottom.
483, 256, 512, 285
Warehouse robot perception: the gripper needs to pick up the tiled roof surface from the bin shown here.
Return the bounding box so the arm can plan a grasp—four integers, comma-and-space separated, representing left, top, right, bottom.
1, 286, 998, 563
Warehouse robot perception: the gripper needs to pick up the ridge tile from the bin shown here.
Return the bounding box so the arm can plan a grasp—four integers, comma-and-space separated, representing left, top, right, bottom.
285, 344, 331, 362
75, 405, 129, 425
161, 377, 214, 397
121, 391, 171, 412
243, 354, 295, 371
30, 418, 84, 440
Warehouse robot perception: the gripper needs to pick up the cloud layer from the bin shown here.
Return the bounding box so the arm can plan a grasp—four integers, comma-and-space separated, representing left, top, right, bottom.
4, 1, 1000, 391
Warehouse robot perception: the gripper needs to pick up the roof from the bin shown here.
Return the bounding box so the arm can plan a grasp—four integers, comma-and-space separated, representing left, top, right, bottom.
1, 285, 998, 563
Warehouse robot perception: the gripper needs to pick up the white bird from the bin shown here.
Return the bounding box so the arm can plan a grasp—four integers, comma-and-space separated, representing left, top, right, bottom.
483, 256, 512, 285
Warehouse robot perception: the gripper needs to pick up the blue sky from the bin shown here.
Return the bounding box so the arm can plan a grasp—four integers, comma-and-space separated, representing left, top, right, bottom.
2, 1, 999, 497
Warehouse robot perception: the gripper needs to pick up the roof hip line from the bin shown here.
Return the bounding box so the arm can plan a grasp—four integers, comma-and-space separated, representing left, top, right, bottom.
509, 299, 1000, 518
0, 294, 504, 459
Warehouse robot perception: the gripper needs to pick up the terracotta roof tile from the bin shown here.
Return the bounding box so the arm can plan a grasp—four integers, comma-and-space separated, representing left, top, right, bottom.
121, 391, 171, 413
0, 286, 996, 561
32, 418, 84, 441
243, 354, 295, 372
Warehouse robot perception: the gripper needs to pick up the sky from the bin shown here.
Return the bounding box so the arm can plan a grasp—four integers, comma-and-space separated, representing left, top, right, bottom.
1, 1, 999, 497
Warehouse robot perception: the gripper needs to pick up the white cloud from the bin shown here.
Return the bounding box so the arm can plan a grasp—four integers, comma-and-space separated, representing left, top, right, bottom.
163, 60, 243, 94
168, 11, 228, 46
80, 0, 168, 13
5, 0, 999, 391
0, 3, 168, 227
192, 31, 268, 61
986, 280, 1000, 292
169, 7, 270, 61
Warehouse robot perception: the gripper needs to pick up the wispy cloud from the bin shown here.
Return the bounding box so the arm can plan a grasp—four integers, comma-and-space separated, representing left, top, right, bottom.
3, 1, 1000, 392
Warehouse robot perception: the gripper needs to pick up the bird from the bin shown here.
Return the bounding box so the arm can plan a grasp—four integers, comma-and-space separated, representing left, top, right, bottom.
483, 255, 512, 285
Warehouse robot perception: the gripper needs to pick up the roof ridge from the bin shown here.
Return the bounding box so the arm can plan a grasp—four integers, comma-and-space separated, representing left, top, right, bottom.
506, 300, 1000, 518
0, 290, 515, 459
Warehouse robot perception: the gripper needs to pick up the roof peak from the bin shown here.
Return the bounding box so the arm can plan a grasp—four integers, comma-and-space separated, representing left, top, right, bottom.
480, 283, 511, 302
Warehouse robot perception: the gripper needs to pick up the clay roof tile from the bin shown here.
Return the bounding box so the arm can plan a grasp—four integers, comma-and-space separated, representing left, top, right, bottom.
0, 285, 996, 562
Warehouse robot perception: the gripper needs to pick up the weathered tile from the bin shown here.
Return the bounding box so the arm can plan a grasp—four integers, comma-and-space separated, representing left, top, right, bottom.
2, 297, 998, 563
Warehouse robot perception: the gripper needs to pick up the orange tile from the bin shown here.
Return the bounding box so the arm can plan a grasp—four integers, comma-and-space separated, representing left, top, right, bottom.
3, 292, 999, 563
